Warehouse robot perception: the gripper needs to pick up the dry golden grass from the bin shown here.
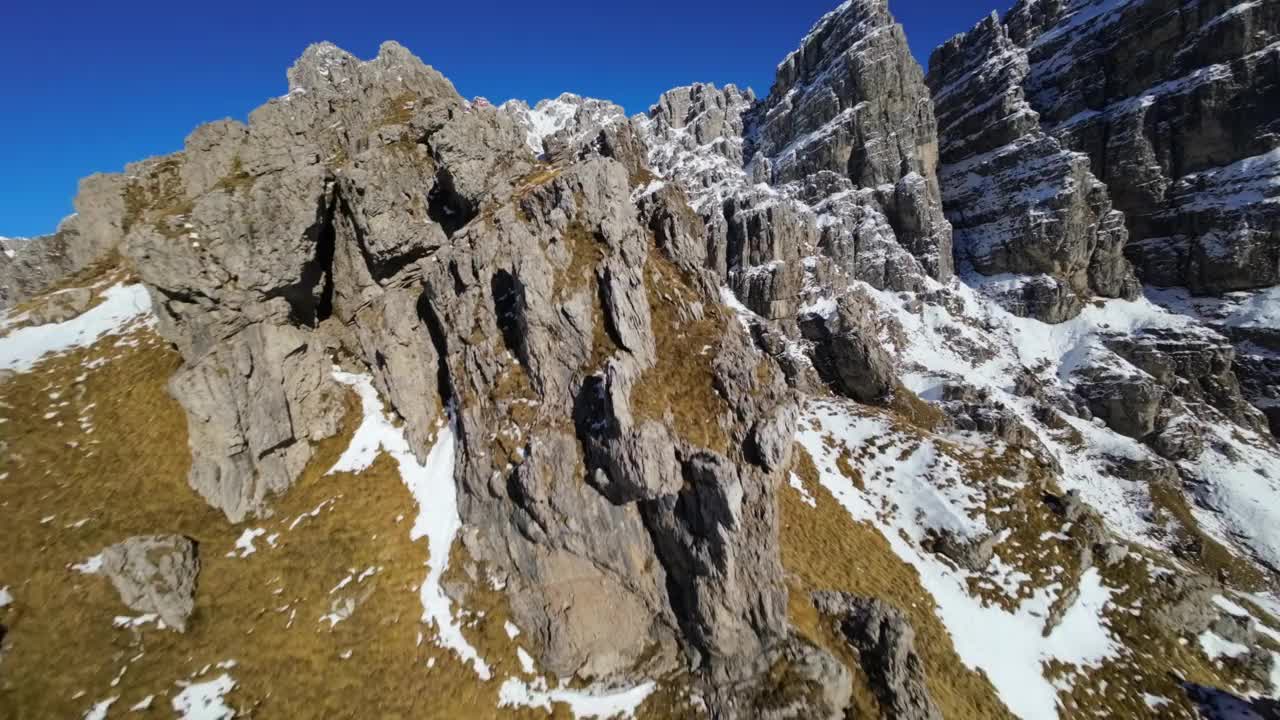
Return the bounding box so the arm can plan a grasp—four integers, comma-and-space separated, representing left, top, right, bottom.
552, 220, 605, 302
886, 384, 947, 433
212, 157, 255, 196
1147, 481, 1270, 591
122, 157, 192, 237
380, 92, 419, 127
631, 252, 731, 454
0, 326, 553, 719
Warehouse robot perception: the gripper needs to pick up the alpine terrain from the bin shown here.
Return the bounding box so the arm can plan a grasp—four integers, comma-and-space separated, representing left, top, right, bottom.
2, 0, 1279, 718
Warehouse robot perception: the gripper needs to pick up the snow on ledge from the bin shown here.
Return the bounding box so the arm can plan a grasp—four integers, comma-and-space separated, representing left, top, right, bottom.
0, 283, 153, 373
329, 370, 492, 680
498, 677, 657, 719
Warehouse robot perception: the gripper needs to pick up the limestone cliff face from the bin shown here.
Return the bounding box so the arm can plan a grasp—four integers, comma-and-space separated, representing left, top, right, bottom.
749, 0, 955, 284
924, 0, 1280, 433
928, 12, 1140, 322
1006, 0, 1280, 294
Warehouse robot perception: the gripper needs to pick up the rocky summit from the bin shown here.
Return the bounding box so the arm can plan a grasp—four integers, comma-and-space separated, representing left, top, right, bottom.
2, 1, 1279, 719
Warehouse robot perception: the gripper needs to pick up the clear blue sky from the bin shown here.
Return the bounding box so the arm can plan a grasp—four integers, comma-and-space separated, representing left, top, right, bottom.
0, 0, 998, 237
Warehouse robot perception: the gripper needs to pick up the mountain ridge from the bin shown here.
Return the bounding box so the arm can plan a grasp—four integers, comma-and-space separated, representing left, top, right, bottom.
1, 1, 1278, 718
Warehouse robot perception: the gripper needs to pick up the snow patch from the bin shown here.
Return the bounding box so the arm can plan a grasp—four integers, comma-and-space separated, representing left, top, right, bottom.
788, 472, 817, 508
329, 371, 491, 680
72, 553, 105, 575
226, 528, 267, 558
498, 678, 656, 719
172, 674, 236, 720
0, 283, 153, 373
1198, 630, 1251, 661
83, 696, 117, 720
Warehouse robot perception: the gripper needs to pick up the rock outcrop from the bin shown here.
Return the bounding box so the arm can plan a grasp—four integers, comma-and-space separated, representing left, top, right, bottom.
90, 39, 854, 714
927, 0, 1280, 432
99, 535, 200, 633
0, 175, 128, 309
812, 592, 943, 720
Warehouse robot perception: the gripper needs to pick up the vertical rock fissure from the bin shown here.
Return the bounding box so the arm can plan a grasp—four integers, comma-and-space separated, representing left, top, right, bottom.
416, 291, 456, 413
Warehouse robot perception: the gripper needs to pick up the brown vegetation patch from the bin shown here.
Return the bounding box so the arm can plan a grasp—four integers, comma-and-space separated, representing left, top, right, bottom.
122, 157, 193, 237
631, 251, 732, 454
887, 383, 947, 433
1148, 482, 1270, 591
552, 219, 605, 302
1051, 548, 1248, 719
589, 287, 622, 373
629, 167, 658, 190
517, 164, 562, 192
380, 91, 419, 127
0, 327, 552, 719
212, 157, 256, 195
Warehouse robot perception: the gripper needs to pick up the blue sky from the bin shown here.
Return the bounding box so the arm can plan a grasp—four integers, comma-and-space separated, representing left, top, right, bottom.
0, 0, 1000, 237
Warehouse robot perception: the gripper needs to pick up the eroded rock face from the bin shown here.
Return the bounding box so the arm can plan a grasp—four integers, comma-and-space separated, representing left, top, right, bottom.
633, 0, 954, 406
1003, 0, 1280, 294
750, 0, 953, 283
100, 39, 838, 713
799, 294, 896, 403
927, 12, 1139, 322
0, 175, 128, 309
99, 535, 200, 633
812, 592, 943, 720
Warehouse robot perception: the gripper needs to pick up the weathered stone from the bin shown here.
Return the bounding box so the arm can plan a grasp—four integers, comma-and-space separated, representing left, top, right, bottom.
169, 322, 344, 522
1002, 0, 1280, 295
25, 287, 93, 325
704, 636, 853, 720
928, 12, 1139, 322
799, 295, 896, 404
1105, 327, 1270, 433
750, 0, 953, 282
812, 591, 943, 720
1075, 367, 1167, 439
99, 535, 200, 633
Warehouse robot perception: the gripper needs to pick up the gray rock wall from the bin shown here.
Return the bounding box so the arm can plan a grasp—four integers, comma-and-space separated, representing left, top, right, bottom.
928, 12, 1140, 322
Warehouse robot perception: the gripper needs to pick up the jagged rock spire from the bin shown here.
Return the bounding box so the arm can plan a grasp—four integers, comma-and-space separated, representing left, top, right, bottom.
748, 0, 954, 282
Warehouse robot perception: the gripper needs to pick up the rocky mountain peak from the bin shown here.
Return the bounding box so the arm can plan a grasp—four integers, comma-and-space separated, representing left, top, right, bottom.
3, 2, 1280, 718
746, 0, 954, 283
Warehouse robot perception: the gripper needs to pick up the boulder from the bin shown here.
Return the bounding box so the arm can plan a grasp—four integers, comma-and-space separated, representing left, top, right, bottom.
812, 592, 943, 720
799, 295, 897, 404
99, 535, 200, 633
